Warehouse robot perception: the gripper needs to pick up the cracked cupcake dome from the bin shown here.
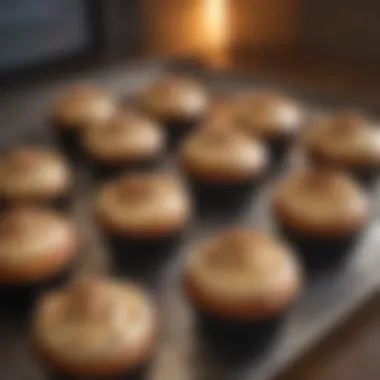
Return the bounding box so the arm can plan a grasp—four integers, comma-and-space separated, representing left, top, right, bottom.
95, 172, 192, 240
273, 168, 370, 240
234, 90, 303, 146
180, 125, 269, 184
303, 110, 380, 176
83, 110, 166, 174
0, 146, 72, 208
0, 207, 77, 285
183, 228, 302, 321
32, 275, 157, 379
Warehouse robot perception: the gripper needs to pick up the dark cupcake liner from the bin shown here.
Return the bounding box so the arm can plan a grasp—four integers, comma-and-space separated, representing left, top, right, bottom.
196, 308, 283, 339
0, 263, 73, 321
353, 167, 380, 186
187, 176, 258, 218
87, 156, 162, 183
103, 231, 182, 282
278, 224, 359, 274
193, 306, 283, 357
266, 135, 293, 162
52, 194, 72, 212
49, 362, 149, 380
53, 127, 82, 163
164, 117, 203, 149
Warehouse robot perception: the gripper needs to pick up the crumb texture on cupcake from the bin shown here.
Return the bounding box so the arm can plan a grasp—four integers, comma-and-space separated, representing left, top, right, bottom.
0, 147, 71, 203
180, 126, 269, 182
0, 207, 76, 283
96, 173, 191, 237
139, 76, 209, 121
274, 169, 370, 238
303, 111, 380, 168
32, 276, 156, 377
234, 91, 303, 140
51, 84, 116, 130
83, 111, 165, 163
185, 228, 302, 320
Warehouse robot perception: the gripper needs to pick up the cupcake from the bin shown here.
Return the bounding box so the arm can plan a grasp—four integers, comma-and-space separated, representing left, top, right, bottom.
95, 172, 192, 260
303, 111, 380, 180
273, 168, 370, 263
83, 110, 166, 180
50, 84, 117, 159
0, 146, 72, 210
138, 76, 209, 146
183, 228, 302, 325
180, 126, 269, 215
0, 207, 77, 289
234, 90, 303, 155
32, 276, 157, 379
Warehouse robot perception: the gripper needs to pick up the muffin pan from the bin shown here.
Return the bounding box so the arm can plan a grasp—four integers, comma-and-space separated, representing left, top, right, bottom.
0, 60, 380, 380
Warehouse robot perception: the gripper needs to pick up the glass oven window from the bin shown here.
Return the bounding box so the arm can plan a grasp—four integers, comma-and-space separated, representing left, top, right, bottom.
0, 0, 90, 72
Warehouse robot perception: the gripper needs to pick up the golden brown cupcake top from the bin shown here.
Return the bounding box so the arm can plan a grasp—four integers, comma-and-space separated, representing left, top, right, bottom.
83, 111, 165, 162
139, 76, 209, 120
186, 228, 301, 302
274, 168, 370, 237
95, 173, 191, 236
0, 207, 76, 269
180, 126, 269, 181
33, 276, 156, 363
51, 84, 116, 130
303, 111, 380, 167
234, 90, 303, 139
0, 147, 71, 201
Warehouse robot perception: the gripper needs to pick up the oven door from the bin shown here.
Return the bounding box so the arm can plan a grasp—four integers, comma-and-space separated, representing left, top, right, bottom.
0, 0, 100, 74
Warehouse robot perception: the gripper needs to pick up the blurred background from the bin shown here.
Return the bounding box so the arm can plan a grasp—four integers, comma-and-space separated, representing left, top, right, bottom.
1, 0, 379, 101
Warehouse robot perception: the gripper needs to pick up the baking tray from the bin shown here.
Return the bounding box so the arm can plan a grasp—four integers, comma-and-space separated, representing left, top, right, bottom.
0, 59, 380, 380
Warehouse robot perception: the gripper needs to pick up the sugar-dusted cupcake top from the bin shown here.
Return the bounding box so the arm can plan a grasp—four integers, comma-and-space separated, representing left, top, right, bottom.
303, 111, 380, 168
51, 84, 117, 131
234, 90, 303, 140
180, 125, 269, 182
0, 146, 72, 203
274, 168, 370, 238
139, 76, 209, 121
33, 276, 156, 367
0, 207, 77, 283
83, 110, 165, 163
186, 227, 301, 303
95, 172, 191, 237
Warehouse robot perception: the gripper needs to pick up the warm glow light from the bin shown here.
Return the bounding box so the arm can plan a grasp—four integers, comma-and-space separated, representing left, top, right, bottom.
204, 0, 229, 51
